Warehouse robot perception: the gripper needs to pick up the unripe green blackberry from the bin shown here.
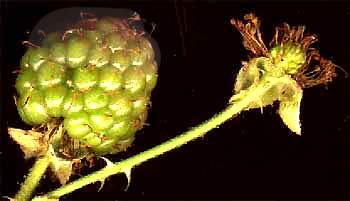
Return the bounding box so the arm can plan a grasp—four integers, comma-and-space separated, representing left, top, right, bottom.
36, 61, 66, 89
16, 15, 159, 157
44, 85, 69, 117
15, 68, 37, 95
270, 43, 306, 75
17, 90, 49, 125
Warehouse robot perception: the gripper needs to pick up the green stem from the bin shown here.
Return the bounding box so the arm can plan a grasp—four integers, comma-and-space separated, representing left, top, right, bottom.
44, 80, 272, 199
15, 151, 50, 201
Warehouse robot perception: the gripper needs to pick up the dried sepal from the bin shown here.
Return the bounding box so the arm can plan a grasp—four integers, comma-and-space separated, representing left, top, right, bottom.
48, 145, 74, 185
8, 128, 48, 159
46, 123, 76, 185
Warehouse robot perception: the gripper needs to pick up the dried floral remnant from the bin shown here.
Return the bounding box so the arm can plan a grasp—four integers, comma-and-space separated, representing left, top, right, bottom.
232, 13, 338, 89
296, 51, 337, 88
230, 13, 269, 57
230, 13, 340, 134
270, 22, 337, 88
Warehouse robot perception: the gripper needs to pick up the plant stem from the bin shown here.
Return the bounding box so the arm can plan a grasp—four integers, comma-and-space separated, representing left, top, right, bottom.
44, 79, 272, 199
15, 151, 50, 201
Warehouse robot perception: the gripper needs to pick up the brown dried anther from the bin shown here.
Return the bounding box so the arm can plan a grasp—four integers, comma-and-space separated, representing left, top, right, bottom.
231, 13, 338, 88
296, 51, 337, 88
230, 13, 269, 57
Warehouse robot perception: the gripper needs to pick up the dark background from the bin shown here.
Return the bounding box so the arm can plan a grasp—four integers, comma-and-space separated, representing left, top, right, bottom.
1, 0, 350, 200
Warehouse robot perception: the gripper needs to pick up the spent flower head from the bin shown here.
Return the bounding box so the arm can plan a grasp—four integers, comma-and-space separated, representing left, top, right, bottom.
230, 13, 338, 134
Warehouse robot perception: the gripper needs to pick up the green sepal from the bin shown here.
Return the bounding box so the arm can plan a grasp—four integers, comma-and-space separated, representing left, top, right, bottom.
278, 79, 303, 135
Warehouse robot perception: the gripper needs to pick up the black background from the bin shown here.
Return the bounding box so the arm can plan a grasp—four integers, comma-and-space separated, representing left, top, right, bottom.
1, 0, 350, 200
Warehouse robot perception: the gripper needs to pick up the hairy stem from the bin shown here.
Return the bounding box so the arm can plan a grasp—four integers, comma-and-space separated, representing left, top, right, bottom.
15, 151, 50, 201
43, 79, 272, 199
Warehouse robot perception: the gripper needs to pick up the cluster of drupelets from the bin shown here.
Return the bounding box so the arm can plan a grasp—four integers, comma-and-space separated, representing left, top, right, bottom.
15, 17, 158, 155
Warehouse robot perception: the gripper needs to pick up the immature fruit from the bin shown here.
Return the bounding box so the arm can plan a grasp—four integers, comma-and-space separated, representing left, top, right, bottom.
16, 16, 159, 156
44, 85, 68, 117
36, 61, 66, 89
270, 44, 306, 75
17, 90, 49, 125
15, 69, 37, 95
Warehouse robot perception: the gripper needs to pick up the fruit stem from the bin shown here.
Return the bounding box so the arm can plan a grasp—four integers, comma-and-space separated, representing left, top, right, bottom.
42, 78, 273, 199
15, 151, 50, 201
